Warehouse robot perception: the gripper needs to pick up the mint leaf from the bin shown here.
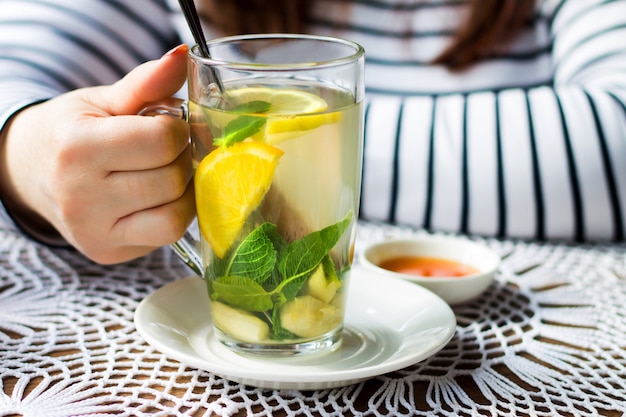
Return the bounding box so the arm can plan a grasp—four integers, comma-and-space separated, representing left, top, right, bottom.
277, 273, 310, 302
279, 213, 352, 279
213, 116, 265, 147
212, 100, 271, 147
205, 212, 354, 340
322, 253, 340, 283
205, 255, 228, 280
210, 276, 273, 312
227, 223, 277, 284
271, 305, 298, 340
277, 212, 353, 300
233, 100, 271, 114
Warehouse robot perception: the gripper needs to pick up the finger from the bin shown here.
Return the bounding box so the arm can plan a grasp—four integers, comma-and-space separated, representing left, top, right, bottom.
82, 244, 163, 266
48, 142, 192, 239
96, 44, 189, 116
112, 179, 196, 248
78, 111, 190, 171
104, 145, 193, 216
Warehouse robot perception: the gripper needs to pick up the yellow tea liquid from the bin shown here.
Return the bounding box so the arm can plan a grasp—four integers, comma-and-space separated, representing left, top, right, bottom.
189, 82, 362, 346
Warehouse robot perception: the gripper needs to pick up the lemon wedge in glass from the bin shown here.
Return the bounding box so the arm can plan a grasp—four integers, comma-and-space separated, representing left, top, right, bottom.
194, 141, 284, 258
223, 87, 341, 144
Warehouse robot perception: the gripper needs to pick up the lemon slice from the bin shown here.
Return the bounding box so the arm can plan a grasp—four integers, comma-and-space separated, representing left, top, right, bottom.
224, 87, 341, 144
195, 141, 284, 258
225, 87, 328, 114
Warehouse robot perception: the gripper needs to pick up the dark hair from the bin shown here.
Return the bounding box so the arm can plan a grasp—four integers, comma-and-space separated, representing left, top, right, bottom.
432, 0, 536, 71
197, 0, 535, 71
197, 0, 311, 35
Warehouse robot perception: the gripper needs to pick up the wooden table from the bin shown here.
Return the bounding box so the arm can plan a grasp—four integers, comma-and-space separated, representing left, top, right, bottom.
1, 221, 626, 416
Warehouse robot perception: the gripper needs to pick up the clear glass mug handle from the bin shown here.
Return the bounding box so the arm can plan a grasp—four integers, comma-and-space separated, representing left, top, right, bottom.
139, 102, 204, 277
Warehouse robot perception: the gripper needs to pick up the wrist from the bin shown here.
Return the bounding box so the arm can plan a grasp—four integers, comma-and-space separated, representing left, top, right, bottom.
0, 109, 65, 245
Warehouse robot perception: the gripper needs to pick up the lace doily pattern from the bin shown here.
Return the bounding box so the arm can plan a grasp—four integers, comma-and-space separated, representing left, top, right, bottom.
1, 222, 626, 416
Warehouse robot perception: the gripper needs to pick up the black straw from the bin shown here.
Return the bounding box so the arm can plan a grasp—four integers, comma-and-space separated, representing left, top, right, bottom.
178, 0, 210, 57
177, 0, 224, 91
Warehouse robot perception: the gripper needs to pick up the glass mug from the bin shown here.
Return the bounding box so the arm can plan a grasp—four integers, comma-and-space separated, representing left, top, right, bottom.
145, 34, 364, 356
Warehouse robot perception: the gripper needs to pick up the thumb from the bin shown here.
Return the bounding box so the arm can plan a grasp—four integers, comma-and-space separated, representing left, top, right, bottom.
102, 44, 189, 115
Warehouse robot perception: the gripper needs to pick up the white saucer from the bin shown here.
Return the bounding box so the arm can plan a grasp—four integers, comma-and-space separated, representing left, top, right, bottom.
134, 267, 456, 390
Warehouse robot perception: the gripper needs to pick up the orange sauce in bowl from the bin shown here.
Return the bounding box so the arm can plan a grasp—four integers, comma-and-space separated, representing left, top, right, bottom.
378, 256, 480, 278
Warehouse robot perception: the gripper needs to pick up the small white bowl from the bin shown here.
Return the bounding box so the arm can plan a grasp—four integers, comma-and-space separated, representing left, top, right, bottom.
360, 235, 500, 305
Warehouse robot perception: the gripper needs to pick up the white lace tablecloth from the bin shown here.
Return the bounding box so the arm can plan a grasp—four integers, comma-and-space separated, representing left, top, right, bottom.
2, 221, 626, 417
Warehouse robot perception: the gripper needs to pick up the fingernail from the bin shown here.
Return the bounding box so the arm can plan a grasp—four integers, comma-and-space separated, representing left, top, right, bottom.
162, 44, 189, 59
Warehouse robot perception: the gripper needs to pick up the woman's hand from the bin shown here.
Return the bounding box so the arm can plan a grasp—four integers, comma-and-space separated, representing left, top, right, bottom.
0, 44, 196, 264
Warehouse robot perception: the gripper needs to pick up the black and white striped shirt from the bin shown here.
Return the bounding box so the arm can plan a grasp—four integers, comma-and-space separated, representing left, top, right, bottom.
1, 0, 625, 243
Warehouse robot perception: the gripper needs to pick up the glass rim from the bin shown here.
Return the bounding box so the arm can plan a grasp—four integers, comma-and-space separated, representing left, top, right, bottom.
189, 33, 364, 70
